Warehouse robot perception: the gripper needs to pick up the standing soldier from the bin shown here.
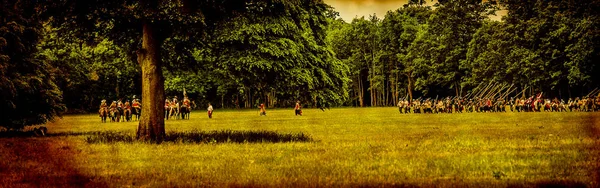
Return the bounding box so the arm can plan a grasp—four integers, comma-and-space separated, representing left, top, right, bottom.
485, 98, 492, 112
207, 103, 214, 118
436, 99, 444, 113
295, 100, 302, 116
259, 103, 267, 116
164, 99, 171, 120
445, 97, 452, 113
397, 100, 404, 114
182, 95, 191, 114
508, 97, 515, 112
124, 100, 131, 120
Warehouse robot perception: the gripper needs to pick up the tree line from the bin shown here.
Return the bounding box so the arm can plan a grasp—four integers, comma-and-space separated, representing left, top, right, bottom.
328, 0, 599, 107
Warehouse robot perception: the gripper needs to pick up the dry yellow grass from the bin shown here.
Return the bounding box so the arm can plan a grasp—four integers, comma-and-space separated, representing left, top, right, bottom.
1, 108, 599, 187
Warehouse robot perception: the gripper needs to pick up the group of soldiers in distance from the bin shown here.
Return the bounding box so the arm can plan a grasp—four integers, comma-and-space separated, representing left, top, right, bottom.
164, 95, 195, 120
397, 94, 600, 114
98, 94, 196, 123
98, 96, 142, 123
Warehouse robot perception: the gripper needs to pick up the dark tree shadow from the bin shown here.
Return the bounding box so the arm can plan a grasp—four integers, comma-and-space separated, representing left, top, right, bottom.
84, 130, 313, 144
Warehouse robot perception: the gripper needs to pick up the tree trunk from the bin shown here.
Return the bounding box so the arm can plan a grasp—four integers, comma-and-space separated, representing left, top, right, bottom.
370, 74, 374, 107
136, 22, 165, 143
359, 76, 364, 107
455, 82, 460, 97
386, 77, 389, 106
395, 72, 399, 104
407, 73, 414, 102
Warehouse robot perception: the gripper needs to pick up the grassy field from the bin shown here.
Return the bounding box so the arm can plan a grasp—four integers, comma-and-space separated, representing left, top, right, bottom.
1, 108, 599, 187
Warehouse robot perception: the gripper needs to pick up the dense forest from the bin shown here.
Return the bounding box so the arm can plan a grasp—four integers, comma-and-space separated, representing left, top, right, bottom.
328, 0, 599, 107
2, 0, 599, 133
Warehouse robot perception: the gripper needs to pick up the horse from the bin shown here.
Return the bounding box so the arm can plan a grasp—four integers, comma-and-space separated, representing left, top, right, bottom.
124, 108, 132, 122
180, 104, 190, 120
110, 108, 120, 122
117, 107, 125, 122
132, 107, 141, 121
169, 103, 179, 120
99, 107, 108, 123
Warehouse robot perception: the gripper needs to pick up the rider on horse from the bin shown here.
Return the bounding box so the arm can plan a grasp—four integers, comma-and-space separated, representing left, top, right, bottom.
99, 100, 108, 111
99, 99, 108, 117
133, 99, 141, 110
110, 101, 117, 111
124, 100, 131, 109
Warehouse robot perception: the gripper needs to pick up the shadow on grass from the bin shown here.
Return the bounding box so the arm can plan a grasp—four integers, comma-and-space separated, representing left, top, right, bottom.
0, 129, 313, 144
83, 130, 313, 144
0, 130, 101, 138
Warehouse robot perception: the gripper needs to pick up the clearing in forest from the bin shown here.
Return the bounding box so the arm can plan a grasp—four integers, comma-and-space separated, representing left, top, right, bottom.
1, 108, 598, 187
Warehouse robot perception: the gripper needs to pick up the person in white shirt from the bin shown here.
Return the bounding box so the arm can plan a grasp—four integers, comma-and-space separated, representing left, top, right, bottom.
207, 103, 213, 118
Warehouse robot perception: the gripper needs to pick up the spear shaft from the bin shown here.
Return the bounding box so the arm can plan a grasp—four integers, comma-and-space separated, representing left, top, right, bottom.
513, 86, 529, 99
475, 81, 495, 99
482, 83, 503, 99
487, 83, 508, 100
587, 88, 599, 97
498, 84, 514, 99
465, 82, 484, 99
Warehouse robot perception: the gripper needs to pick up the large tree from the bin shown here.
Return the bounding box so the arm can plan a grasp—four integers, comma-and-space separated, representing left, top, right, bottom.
0, 0, 65, 130
44, 0, 345, 142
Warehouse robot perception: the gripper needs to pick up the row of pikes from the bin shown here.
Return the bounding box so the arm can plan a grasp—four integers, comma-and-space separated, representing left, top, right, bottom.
396, 84, 600, 113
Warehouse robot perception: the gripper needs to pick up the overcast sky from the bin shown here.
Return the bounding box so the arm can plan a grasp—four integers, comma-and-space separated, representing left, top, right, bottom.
323, 0, 505, 22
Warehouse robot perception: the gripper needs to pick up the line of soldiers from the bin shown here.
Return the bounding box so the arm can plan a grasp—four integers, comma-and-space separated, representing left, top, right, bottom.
397, 95, 600, 114
99, 96, 142, 122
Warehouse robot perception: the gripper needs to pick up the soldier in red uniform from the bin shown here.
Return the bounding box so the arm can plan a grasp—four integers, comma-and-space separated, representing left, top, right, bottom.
165, 99, 171, 120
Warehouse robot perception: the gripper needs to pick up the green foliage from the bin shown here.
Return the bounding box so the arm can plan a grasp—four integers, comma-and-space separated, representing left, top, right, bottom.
37, 27, 141, 112
204, 0, 349, 107
40, 0, 348, 110
0, 0, 65, 129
